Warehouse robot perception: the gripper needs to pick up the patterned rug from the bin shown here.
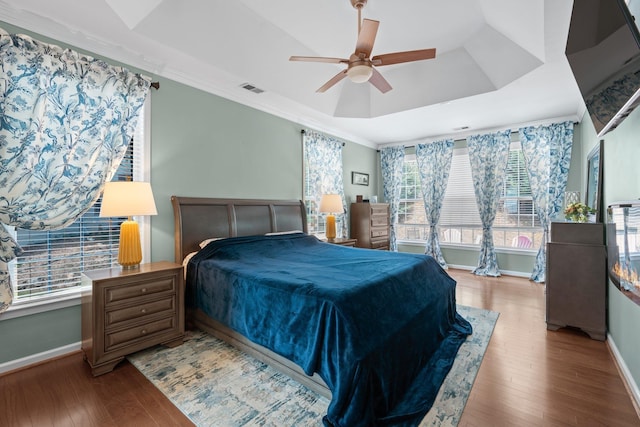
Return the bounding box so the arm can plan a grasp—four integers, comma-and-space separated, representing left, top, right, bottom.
128, 305, 498, 427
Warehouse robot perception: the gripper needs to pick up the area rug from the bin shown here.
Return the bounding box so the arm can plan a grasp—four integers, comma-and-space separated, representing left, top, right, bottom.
128, 305, 498, 427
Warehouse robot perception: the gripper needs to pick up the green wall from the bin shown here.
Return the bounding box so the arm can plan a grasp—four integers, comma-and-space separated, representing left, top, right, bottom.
0, 22, 378, 364
148, 78, 378, 263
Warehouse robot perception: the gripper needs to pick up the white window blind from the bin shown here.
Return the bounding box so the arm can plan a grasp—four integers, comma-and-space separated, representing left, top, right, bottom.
439, 147, 481, 228
9, 100, 149, 304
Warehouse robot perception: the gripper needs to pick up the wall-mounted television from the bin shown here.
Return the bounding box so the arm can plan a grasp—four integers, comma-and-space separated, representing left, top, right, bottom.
566, 0, 640, 137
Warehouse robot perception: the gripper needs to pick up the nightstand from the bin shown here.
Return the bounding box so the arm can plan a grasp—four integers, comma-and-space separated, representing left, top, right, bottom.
326, 238, 358, 247
81, 261, 185, 376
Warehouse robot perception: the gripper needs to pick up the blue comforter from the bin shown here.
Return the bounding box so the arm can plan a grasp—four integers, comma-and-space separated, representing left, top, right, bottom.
187, 233, 471, 427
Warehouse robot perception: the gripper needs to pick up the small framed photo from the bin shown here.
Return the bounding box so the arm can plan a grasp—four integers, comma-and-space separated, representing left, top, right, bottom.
352, 171, 369, 186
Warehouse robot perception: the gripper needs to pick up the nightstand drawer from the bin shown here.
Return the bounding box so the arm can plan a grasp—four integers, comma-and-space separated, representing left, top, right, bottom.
106, 296, 175, 328
105, 316, 176, 351
105, 277, 175, 305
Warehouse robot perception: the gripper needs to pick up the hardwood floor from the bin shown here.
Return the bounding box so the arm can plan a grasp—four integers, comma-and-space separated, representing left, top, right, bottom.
0, 353, 194, 426
0, 270, 638, 426
452, 269, 640, 426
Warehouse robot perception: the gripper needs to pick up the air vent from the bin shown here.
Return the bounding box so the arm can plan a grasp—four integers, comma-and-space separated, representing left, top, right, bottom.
240, 83, 264, 94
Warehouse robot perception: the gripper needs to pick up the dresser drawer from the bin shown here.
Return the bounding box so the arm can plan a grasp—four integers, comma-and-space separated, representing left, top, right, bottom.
106, 296, 175, 328
371, 239, 389, 250
371, 214, 389, 227
371, 226, 389, 238
105, 316, 176, 351
105, 276, 176, 305
371, 205, 388, 216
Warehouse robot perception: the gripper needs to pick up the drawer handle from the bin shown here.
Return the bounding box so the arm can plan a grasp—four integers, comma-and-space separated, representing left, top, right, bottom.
141, 288, 147, 293
140, 329, 147, 335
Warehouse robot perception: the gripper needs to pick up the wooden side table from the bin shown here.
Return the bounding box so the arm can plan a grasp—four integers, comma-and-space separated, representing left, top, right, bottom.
81, 261, 185, 376
326, 238, 358, 247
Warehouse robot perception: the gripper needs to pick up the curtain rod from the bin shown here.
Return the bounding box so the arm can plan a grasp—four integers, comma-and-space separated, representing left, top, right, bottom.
300, 129, 345, 146
150, 82, 159, 90
376, 120, 580, 151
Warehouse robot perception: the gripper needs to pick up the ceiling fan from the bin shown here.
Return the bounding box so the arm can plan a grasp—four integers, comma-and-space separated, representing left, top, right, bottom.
289, 0, 436, 94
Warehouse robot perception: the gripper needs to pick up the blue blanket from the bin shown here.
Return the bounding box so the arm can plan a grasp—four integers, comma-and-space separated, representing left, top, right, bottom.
187, 233, 472, 427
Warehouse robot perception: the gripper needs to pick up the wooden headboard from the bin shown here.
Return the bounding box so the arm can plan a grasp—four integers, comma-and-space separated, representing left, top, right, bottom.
171, 196, 308, 263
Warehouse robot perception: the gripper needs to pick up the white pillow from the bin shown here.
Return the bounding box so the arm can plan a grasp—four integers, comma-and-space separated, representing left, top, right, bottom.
265, 230, 303, 236
199, 237, 223, 248
182, 251, 197, 279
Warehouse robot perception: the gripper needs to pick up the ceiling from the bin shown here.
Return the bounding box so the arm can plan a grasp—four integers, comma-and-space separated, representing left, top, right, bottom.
0, 0, 585, 147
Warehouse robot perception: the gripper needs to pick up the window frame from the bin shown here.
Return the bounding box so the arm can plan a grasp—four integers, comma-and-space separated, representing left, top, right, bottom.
1, 97, 151, 319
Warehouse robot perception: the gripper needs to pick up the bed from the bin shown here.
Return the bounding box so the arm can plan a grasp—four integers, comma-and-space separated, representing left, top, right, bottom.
172, 196, 472, 427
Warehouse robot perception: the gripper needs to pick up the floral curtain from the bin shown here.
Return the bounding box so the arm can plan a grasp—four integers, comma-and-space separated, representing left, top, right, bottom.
416, 140, 454, 268
303, 130, 347, 238
0, 28, 150, 312
380, 146, 405, 251
467, 130, 511, 276
519, 121, 574, 283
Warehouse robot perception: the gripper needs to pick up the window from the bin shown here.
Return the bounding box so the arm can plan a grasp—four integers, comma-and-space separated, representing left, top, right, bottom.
8, 100, 149, 305
302, 133, 345, 238
396, 140, 543, 248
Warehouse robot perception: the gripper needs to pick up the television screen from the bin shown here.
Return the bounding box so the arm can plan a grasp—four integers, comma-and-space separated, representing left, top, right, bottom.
566, 0, 640, 137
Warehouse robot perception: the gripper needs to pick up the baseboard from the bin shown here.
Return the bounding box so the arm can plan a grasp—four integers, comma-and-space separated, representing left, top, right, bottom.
607, 333, 640, 417
447, 264, 531, 279
0, 341, 81, 376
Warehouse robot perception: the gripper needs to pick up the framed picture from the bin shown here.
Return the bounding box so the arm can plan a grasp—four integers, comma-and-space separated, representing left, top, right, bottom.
585, 140, 604, 222
352, 171, 369, 186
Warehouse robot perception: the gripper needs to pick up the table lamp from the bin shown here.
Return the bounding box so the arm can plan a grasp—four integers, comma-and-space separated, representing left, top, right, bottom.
99, 181, 158, 269
319, 194, 343, 242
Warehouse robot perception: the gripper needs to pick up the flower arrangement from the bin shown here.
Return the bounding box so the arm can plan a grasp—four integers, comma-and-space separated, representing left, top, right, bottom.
564, 202, 594, 223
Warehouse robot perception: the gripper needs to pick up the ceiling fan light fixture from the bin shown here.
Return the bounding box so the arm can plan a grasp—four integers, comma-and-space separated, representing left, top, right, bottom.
347, 64, 373, 83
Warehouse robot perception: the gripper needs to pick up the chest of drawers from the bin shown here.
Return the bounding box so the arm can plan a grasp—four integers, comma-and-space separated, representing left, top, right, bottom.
350, 203, 390, 250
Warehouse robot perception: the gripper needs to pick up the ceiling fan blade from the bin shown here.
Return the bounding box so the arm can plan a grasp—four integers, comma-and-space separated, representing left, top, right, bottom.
355, 18, 379, 58
371, 48, 436, 66
369, 68, 392, 94
317, 69, 348, 93
289, 56, 349, 64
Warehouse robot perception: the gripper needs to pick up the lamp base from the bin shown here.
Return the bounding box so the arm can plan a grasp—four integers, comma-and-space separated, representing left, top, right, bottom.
118, 220, 142, 269
326, 214, 337, 241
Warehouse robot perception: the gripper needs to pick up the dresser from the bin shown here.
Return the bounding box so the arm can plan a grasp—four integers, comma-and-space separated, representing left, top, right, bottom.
350, 202, 390, 250
81, 261, 185, 376
546, 222, 607, 340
